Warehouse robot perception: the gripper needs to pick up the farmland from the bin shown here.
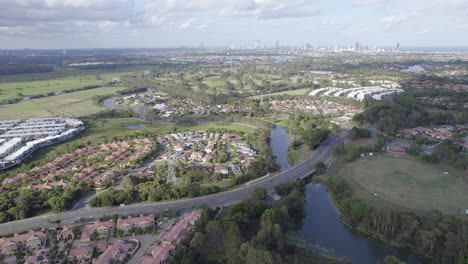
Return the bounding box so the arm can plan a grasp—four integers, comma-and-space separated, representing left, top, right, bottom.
0, 86, 127, 120
339, 154, 468, 213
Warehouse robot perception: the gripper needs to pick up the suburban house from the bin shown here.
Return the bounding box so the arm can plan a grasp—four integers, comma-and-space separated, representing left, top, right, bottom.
56, 226, 75, 241
93, 240, 134, 264
387, 146, 407, 154
214, 165, 229, 175
116, 214, 155, 234
137, 210, 202, 264
25, 250, 49, 264
68, 244, 94, 264
81, 221, 114, 241
138, 243, 174, 264
0, 230, 47, 255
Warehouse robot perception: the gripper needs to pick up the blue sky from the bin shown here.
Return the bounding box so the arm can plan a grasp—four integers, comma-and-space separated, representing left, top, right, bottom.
0, 0, 467, 49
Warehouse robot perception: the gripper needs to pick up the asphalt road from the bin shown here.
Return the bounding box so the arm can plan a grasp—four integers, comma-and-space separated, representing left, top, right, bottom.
0, 132, 344, 236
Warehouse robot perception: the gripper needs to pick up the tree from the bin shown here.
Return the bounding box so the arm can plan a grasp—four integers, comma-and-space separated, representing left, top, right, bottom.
378, 255, 407, 264
245, 246, 274, 264
315, 161, 326, 175
121, 176, 136, 191
251, 187, 267, 201
14, 190, 35, 219
190, 232, 205, 251
48, 196, 66, 212
302, 128, 329, 150
90, 230, 99, 241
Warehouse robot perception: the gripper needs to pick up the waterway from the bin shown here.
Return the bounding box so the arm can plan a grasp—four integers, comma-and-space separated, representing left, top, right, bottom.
101, 96, 148, 120
101, 93, 427, 264
269, 125, 290, 171
300, 183, 427, 264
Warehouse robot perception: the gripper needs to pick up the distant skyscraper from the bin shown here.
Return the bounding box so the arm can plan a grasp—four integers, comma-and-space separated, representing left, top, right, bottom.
276, 40, 279, 50
355, 42, 360, 51
396, 43, 400, 51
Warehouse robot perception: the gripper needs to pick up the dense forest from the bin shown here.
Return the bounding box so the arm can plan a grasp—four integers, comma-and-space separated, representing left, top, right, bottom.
353, 94, 467, 135
325, 176, 468, 264
170, 182, 349, 264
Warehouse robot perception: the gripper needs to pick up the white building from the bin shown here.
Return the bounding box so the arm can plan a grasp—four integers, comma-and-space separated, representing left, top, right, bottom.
0, 118, 84, 170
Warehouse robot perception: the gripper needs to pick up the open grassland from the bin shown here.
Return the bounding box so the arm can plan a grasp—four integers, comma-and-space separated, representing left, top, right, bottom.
339, 154, 468, 213
0, 86, 127, 120
0, 73, 125, 101
4, 118, 257, 175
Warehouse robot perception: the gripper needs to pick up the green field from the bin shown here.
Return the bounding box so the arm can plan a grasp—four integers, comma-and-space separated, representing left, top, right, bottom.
0, 73, 125, 101
340, 154, 468, 213
0, 86, 127, 120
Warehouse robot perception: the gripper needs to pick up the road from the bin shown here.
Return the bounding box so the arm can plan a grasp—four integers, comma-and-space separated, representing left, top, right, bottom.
0, 132, 344, 236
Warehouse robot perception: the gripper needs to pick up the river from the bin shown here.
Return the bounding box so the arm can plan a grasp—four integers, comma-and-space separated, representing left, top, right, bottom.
101, 93, 427, 264
269, 125, 290, 171
300, 183, 427, 264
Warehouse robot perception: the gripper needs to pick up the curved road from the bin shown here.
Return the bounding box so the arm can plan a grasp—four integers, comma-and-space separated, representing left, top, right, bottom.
0, 132, 344, 236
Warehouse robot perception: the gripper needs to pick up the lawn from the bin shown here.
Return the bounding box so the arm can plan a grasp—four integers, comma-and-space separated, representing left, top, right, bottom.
339, 154, 468, 213
0, 86, 127, 120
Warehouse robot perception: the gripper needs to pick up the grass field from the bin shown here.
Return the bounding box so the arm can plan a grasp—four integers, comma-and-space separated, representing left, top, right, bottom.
339, 154, 468, 213
0, 86, 127, 120
0, 73, 126, 101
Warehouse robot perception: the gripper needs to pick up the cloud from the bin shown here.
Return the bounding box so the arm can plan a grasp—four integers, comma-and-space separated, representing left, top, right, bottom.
0, 0, 136, 36
218, 0, 320, 19
145, 0, 320, 19
178, 19, 208, 30
351, 0, 387, 5
381, 14, 408, 26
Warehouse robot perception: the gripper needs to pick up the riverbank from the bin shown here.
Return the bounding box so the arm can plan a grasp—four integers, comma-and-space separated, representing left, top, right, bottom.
297, 182, 428, 264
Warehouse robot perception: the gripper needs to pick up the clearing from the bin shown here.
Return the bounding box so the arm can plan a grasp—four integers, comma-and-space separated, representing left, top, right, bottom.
339, 154, 468, 214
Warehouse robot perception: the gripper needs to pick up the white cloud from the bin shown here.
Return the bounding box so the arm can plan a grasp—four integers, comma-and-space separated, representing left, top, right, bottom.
351, 0, 387, 5
145, 0, 320, 19
179, 19, 197, 29
218, 0, 320, 19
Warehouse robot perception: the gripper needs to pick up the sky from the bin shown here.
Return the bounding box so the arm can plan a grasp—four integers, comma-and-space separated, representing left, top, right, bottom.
0, 0, 467, 49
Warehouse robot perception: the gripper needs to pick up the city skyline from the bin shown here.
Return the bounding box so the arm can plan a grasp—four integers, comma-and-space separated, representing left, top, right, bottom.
0, 0, 467, 49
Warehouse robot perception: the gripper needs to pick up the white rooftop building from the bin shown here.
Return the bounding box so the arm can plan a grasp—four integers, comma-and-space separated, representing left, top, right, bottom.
309, 86, 404, 101
0, 118, 84, 170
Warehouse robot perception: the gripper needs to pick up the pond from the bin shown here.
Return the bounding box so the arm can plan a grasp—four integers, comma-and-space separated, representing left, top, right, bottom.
401, 65, 425, 74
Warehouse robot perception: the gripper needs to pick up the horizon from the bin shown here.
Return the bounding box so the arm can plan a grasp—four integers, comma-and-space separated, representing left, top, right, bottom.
1, 45, 468, 51
1, 0, 467, 49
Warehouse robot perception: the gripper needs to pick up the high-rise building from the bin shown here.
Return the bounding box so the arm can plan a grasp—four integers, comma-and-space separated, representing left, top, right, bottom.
276, 40, 279, 50
355, 42, 360, 51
